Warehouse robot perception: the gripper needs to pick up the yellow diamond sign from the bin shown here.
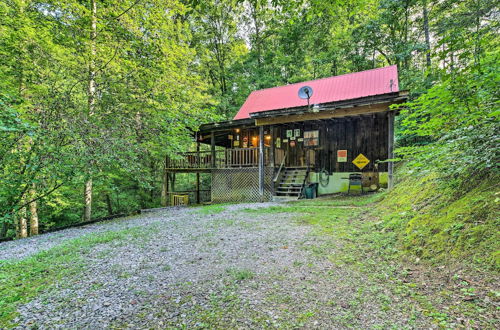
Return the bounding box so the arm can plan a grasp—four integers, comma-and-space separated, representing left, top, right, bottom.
353, 153, 370, 170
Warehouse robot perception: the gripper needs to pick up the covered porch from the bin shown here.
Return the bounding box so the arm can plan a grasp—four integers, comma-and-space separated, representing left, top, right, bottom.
164, 106, 401, 204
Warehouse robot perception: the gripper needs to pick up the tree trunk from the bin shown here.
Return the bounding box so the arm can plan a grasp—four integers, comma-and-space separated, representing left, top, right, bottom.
84, 0, 97, 222
88, 0, 97, 117
29, 184, 39, 235
18, 206, 28, 238
84, 178, 92, 221
106, 194, 113, 216
0, 222, 7, 239
423, 0, 431, 68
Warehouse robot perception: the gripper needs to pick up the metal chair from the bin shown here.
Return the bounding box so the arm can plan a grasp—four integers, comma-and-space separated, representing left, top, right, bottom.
347, 173, 364, 194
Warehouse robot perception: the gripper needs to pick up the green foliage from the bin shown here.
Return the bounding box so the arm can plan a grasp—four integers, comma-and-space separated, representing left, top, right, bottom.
0, 0, 216, 237
398, 50, 499, 179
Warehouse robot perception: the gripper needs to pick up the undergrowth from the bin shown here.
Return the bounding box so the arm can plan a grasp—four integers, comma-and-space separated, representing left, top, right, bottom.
378, 171, 500, 269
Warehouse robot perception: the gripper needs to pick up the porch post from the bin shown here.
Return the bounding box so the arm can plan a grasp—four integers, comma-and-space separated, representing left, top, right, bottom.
196, 140, 200, 204
166, 172, 170, 206
269, 126, 275, 195
210, 131, 216, 168
258, 125, 265, 201
388, 111, 395, 189
269, 126, 275, 168
161, 155, 168, 207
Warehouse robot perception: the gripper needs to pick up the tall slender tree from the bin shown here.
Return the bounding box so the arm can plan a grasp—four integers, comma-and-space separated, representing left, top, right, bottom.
83, 0, 98, 222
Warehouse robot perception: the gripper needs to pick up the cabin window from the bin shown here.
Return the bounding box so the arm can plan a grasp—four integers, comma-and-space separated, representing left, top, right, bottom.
251, 136, 258, 147
304, 130, 319, 147
264, 135, 271, 147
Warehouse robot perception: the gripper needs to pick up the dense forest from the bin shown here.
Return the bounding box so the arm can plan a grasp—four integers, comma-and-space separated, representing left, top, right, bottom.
0, 0, 498, 253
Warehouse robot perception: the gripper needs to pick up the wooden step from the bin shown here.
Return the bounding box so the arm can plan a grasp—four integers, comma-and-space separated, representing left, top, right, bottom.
279, 183, 303, 187
281, 177, 305, 181
277, 186, 303, 191
284, 171, 307, 175
274, 166, 308, 199
282, 175, 306, 180
276, 191, 300, 197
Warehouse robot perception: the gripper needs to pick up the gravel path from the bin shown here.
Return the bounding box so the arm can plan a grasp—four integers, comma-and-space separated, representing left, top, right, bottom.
2, 202, 432, 329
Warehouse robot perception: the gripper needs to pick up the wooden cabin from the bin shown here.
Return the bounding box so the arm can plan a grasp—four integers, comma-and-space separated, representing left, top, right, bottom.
165, 65, 408, 204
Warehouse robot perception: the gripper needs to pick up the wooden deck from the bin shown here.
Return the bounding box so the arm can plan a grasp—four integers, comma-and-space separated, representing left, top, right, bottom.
165, 147, 270, 172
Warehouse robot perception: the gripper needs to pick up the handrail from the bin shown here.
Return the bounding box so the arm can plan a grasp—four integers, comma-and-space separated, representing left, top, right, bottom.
273, 150, 288, 182
166, 147, 269, 169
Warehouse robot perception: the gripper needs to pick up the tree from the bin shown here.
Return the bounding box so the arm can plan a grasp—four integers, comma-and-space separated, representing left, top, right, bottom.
0, 0, 215, 238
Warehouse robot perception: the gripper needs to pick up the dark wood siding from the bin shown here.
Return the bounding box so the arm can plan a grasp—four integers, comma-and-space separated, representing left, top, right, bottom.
272, 112, 390, 172
320, 113, 389, 173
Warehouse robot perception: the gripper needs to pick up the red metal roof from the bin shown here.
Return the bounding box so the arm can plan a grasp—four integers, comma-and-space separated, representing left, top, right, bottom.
234, 65, 399, 120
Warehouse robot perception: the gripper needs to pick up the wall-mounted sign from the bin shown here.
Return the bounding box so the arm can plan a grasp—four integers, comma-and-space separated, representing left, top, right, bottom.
276, 137, 281, 148
297, 138, 304, 142
283, 139, 288, 143
290, 136, 296, 141
304, 130, 319, 147
228, 134, 233, 140
233, 140, 240, 147
337, 150, 347, 162
243, 136, 248, 142
353, 153, 370, 170
242, 141, 248, 148
294, 129, 301, 137
286, 130, 293, 138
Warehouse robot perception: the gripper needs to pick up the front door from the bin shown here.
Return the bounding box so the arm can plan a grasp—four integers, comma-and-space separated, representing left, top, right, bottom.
284, 127, 305, 167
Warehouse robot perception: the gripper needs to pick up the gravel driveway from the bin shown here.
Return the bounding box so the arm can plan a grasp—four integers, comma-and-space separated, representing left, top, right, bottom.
1, 202, 432, 329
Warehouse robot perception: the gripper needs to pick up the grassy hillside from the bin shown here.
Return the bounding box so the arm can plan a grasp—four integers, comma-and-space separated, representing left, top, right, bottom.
378, 170, 499, 270
242, 192, 498, 327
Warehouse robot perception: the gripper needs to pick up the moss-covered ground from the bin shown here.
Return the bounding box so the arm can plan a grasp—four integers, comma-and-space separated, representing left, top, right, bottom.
378, 173, 499, 268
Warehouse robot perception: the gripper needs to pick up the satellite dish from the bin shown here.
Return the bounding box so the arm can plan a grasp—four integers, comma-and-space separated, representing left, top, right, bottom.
298, 86, 313, 99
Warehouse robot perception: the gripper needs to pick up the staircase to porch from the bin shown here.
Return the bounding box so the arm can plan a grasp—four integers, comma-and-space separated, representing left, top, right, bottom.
274, 167, 308, 199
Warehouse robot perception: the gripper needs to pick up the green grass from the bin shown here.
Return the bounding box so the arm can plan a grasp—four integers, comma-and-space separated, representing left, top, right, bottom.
0, 225, 153, 327
226, 268, 255, 281
195, 203, 229, 215
285, 195, 446, 325
244, 191, 497, 327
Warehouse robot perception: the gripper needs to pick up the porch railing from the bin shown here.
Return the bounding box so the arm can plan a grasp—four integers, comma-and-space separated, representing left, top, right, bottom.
166, 147, 270, 169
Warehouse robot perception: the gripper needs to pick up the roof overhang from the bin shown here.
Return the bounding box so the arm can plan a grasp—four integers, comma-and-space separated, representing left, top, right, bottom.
198, 90, 408, 132
251, 91, 408, 121
198, 118, 254, 134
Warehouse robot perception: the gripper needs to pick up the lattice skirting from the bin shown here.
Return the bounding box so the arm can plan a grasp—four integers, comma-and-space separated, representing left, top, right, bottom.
211, 167, 274, 203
